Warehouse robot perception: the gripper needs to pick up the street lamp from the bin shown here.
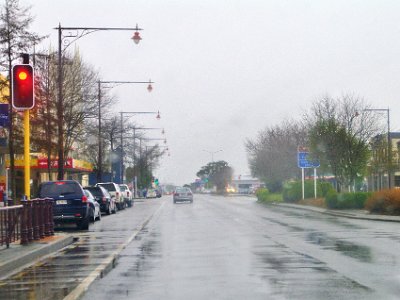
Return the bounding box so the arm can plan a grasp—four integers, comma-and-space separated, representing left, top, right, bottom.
363, 108, 391, 189
55, 24, 143, 180
97, 80, 154, 182
203, 149, 222, 162
119, 112, 161, 183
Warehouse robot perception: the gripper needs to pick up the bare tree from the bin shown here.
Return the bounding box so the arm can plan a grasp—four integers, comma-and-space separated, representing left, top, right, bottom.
246, 120, 308, 192
0, 0, 44, 201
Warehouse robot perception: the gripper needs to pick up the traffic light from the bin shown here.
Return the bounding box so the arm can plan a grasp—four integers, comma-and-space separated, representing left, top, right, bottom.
12, 64, 34, 110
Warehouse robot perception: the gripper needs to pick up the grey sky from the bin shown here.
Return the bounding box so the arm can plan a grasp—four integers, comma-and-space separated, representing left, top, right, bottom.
19, 0, 400, 185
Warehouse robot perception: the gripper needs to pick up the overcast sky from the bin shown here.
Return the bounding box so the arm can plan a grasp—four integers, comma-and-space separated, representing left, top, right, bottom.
18, 0, 400, 185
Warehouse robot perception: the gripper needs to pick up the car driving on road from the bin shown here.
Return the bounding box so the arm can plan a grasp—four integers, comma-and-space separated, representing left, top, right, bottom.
173, 187, 193, 204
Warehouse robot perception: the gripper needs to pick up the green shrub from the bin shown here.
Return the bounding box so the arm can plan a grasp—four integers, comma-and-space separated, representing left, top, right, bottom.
326, 192, 372, 209
325, 190, 338, 209
365, 189, 400, 215
256, 188, 282, 203
256, 188, 269, 201
282, 180, 335, 203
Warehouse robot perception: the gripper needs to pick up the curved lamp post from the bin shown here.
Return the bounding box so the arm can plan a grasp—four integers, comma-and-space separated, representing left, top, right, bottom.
55, 24, 143, 180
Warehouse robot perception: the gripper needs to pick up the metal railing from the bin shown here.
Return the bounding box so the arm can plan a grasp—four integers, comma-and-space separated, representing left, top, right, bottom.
0, 198, 54, 249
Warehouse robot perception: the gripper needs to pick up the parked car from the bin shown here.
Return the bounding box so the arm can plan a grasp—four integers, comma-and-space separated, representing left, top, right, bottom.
84, 189, 101, 222
95, 182, 124, 210
155, 189, 162, 198
38, 180, 90, 230
173, 187, 193, 204
84, 186, 116, 215
119, 184, 133, 207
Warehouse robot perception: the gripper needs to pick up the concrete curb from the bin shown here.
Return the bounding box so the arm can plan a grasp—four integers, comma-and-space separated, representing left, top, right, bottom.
273, 203, 400, 222
0, 234, 75, 280
63, 201, 166, 300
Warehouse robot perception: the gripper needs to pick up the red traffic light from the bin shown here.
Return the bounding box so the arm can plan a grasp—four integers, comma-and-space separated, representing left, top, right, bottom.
12, 64, 34, 110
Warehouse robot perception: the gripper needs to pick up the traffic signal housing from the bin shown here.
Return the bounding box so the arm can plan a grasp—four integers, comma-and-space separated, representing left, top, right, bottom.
12, 64, 34, 110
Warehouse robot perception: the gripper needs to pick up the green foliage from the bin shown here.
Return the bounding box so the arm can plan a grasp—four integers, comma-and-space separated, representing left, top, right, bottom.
256, 188, 282, 203
196, 160, 233, 193
282, 180, 334, 203
326, 191, 371, 209
365, 189, 400, 215
325, 190, 338, 208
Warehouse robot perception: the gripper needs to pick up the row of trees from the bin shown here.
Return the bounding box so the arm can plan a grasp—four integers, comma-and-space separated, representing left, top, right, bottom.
246, 94, 387, 192
0, 0, 165, 198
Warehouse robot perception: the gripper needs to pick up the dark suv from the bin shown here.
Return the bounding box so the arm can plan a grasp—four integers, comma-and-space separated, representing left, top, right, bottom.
38, 180, 90, 230
83, 186, 116, 215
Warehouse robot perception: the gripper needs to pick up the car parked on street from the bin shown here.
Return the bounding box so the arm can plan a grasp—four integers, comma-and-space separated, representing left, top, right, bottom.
173, 187, 193, 204
84, 189, 101, 222
95, 182, 124, 210
83, 185, 116, 215
119, 184, 133, 207
146, 188, 157, 198
38, 180, 90, 230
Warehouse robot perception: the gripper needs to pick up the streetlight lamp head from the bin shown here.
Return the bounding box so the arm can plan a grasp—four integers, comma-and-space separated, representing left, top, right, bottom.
156, 111, 161, 120
147, 82, 153, 93
132, 31, 142, 44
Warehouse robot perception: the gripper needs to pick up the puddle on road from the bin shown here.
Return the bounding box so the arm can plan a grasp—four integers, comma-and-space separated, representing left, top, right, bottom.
306, 232, 373, 263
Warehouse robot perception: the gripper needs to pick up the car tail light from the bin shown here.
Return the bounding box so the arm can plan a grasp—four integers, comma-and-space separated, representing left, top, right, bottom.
82, 195, 88, 203
116, 192, 119, 197
174, 192, 179, 196
102, 197, 107, 203
188, 192, 192, 196
75, 213, 81, 217
127, 191, 130, 197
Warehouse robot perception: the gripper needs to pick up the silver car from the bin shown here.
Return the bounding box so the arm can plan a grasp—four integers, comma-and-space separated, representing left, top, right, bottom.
173, 187, 193, 204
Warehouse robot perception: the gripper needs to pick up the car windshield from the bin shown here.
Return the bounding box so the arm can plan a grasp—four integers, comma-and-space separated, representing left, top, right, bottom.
97, 183, 115, 191
119, 185, 127, 191
84, 187, 103, 197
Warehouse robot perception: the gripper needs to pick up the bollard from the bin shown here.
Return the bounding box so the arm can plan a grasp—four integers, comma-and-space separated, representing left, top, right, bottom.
32, 199, 40, 240
20, 200, 29, 245
47, 198, 55, 236
44, 198, 50, 236
39, 199, 45, 238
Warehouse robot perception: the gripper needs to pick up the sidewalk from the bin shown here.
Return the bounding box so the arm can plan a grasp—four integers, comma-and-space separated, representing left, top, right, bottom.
0, 234, 74, 280
275, 203, 400, 222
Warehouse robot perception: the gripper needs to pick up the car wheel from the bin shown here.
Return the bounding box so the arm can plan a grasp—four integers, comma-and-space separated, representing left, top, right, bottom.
112, 203, 117, 214
78, 216, 90, 230
90, 208, 95, 223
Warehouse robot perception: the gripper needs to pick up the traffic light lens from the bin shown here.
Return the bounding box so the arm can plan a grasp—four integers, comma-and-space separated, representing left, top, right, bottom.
18, 71, 28, 80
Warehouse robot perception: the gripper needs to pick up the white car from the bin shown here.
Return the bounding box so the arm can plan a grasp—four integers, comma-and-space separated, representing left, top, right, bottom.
119, 184, 133, 207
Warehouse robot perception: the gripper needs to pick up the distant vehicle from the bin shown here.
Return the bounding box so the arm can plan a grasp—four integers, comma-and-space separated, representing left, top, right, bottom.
95, 182, 124, 210
38, 180, 90, 230
84, 189, 101, 222
146, 189, 157, 198
83, 185, 116, 215
119, 184, 133, 207
173, 187, 193, 204
155, 189, 162, 198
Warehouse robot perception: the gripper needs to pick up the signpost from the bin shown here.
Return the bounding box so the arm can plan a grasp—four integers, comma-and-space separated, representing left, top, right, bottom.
297, 146, 320, 200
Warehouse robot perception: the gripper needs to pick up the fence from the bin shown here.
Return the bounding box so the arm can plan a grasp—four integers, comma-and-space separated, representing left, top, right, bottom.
0, 198, 54, 249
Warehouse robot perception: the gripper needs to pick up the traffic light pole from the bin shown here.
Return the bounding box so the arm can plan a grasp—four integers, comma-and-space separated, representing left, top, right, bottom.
24, 110, 30, 199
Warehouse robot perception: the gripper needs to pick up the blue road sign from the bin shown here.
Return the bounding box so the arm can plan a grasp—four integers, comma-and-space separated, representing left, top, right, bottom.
298, 151, 320, 168
0, 104, 9, 127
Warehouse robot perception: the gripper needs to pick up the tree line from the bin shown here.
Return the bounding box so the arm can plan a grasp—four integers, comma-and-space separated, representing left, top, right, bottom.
246, 94, 388, 193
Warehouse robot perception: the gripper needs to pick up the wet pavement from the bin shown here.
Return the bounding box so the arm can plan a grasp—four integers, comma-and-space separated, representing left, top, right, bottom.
82, 195, 400, 300
0, 199, 163, 300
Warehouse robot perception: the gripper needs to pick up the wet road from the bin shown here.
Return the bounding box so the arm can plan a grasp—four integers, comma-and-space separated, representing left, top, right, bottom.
0, 199, 163, 300
82, 194, 400, 300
